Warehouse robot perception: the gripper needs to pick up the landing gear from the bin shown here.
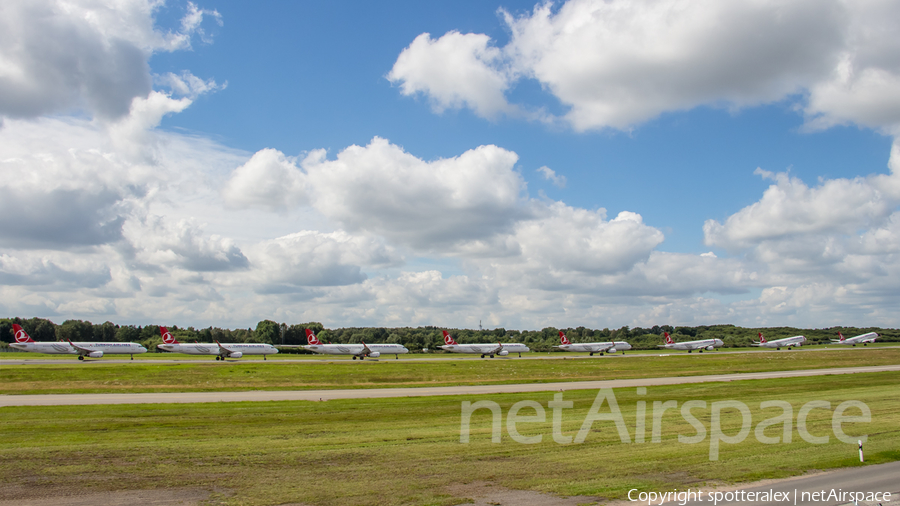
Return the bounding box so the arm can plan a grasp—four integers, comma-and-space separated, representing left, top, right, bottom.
359, 356, 365, 360
352, 356, 357, 360
688, 350, 692, 353
395, 355, 399, 359
589, 352, 593, 356
78, 355, 84, 361
489, 354, 494, 358
518, 353, 521, 357
777, 347, 781, 350
699, 349, 704, 353
215, 356, 221, 361
480, 355, 485, 358
130, 354, 134, 360
264, 355, 267, 361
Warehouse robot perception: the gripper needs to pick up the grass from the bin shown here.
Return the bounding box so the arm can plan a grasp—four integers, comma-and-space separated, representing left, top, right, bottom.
1, 347, 899, 394
1, 372, 897, 505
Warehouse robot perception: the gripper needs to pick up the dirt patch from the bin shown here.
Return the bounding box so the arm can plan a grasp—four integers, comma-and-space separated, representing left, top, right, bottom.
447, 481, 601, 506
0, 487, 210, 506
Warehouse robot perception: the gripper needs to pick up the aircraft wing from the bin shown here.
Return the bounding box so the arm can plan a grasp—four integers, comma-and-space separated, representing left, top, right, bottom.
215, 341, 235, 354
67, 340, 95, 354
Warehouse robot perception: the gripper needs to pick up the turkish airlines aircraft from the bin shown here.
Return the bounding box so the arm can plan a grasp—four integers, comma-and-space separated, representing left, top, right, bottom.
555, 331, 632, 356
9, 324, 147, 360
156, 326, 278, 360
658, 332, 723, 353
438, 330, 530, 358
831, 331, 879, 346
751, 332, 806, 350
302, 329, 408, 359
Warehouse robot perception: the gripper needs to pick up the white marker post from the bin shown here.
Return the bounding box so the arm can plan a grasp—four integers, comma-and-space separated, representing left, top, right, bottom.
858, 440, 864, 462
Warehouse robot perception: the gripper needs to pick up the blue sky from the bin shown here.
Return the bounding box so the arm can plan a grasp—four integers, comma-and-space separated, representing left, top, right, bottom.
2, 0, 899, 330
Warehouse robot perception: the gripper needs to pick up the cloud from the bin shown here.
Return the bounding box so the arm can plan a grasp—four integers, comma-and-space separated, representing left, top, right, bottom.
537, 166, 566, 188
248, 231, 402, 293
222, 148, 308, 212
387, 31, 514, 119
0, 0, 220, 120
300, 137, 529, 251
391, 0, 900, 133
704, 167, 899, 251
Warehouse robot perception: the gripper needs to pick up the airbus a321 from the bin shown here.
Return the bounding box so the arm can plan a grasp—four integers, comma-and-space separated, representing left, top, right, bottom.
555, 331, 632, 356
658, 332, 723, 353
751, 332, 806, 350
156, 326, 279, 360
302, 329, 409, 359
832, 331, 879, 346
439, 331, 530, 358
9, 324, 147, 360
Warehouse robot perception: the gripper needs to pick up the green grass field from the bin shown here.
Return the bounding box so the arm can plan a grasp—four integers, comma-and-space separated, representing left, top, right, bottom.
1, 372, 897, 505
2, 347, 899, 394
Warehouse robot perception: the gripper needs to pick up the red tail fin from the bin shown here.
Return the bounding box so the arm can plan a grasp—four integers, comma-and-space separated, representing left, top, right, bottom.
12, 324, 35, 343
159, 326, 179, 344
664, 332, 674, 344
838, 332, 845, 342
305, 329, 320, 345
442, 330, 457, 345
559, 331, 570, 345
758, 332, 766, 343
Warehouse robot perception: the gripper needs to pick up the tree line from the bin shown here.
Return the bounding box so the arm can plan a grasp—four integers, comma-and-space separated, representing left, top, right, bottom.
1, 318, 896, 353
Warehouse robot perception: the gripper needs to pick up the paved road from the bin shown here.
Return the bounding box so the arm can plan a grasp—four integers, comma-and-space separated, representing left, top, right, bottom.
658, 460, 899, 506
1, 345, 897, 365
2, 364, 898, 406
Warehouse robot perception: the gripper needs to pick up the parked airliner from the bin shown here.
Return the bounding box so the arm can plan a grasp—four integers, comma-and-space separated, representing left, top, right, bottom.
9, 324, 146, 360
751, 332, 806, 350
302, 329, 408, 359
831, 331, 879, 346
439, 331, 530, 358
156, 326, 278, 360
555, 331, 631, 356
658, 332, 723, 353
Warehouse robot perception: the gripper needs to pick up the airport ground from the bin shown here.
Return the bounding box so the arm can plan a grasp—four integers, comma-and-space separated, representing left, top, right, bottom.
0, 348, 898, 505
2, 346, 900, 395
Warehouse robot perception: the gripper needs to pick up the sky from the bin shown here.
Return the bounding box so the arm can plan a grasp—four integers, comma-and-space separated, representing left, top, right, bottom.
2, 0, 900, 331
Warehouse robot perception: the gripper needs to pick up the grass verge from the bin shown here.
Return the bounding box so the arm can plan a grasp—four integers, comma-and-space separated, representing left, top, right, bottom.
1, 372, 897, 505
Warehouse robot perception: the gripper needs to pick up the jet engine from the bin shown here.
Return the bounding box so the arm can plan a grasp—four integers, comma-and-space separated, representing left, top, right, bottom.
368, 351, 381, 358
497, 350, 509, 356
705, 346, 715, 351
87, 351, 104, 358
228, 352, 243, 358
607, 348, 617, 354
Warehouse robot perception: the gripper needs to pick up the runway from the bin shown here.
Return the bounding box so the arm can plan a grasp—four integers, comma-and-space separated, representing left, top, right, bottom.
659, 460, 899, 506
2, 364, 898, 406
1, 344, 896, 365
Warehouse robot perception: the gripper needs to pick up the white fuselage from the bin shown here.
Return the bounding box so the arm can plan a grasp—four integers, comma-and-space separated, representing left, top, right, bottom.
439, 343, 530, 356
833, 332, 879, 345
303, 343, 409, 357
753, 335, 806, 348
557, 341, 632, 354
9, 342, 147, 356
660, 338, 724, 351
157, 343, 278, 356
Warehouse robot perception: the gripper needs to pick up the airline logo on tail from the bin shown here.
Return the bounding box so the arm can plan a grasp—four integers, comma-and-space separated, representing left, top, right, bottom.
559, 331, 570, 345
758, 332, 767, 344
442, 331, 458, 346
12, 324, 34, 343
306, 329, 321, 345
664, 332, 674, 344
838, 332, 845, 342
160, 326, 179, 344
